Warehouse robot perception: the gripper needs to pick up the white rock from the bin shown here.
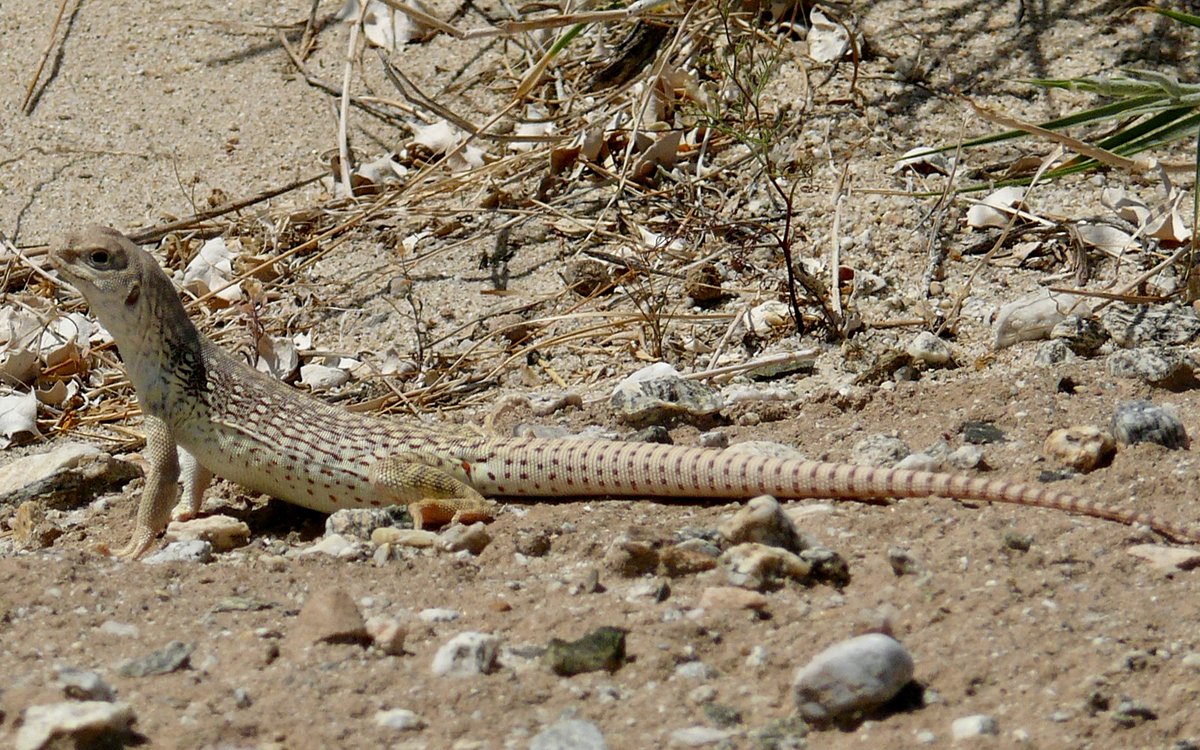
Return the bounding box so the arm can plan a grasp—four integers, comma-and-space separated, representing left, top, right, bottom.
295, 533, 358, 559
365, 616, 408, 655
55, 667, 115, 702
418, 608, 461, 623
0, 443, 100, 495
951, 714, 999, 739
430, 632, 500, 677
906, 331, 952, 367
98, 620, 139, 638
994, 289, 1089, 349
299, 363, 349, 391
16, 701, 135, 750
164, 515, 250, 551
793, 633, 915, 724
747, 301, 792, 332
530, 718, 609, 750
1127, 544, 1200, 573
373, 708, 425, 731
141, 539, 213, 564
669, 726, 733, 746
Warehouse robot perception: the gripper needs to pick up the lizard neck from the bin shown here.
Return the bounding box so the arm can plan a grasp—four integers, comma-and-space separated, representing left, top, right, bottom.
114, 271, 210, 417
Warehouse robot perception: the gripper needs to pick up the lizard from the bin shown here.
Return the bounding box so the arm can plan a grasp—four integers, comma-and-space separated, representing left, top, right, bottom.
47, 225, 1200, 558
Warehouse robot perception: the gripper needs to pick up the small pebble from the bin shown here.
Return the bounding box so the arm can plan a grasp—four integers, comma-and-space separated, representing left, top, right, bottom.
326, 507, 409, 540
951, 714, 999, 739
720, 543, 812, 591
793, 633, 915, 725
1101, 302, 1200, 347
373, 528, 439, 548
365, 616, 408, 655
418, 608, 461, 623
905, 331, 953, 367
1034, 339, 1076, 366
142, 540, 213, 564
604, 535, 660, 578
669, 726, 734, 747
609, 363, 723, 427
947, 445, 984, 470
288, 588, 369, 648
431, 632, 500, 677
1050, 314, 1108, 355
15, 701, 135, 750
960, 421, 1005, 444
374, 708, 426, 731
1043, 426, 1115, 472
117, 641, 194, 677
717, 495, 808, 553
164, 515, 250, 552
55, 667, 115, 702
544, 626, 627, 676
99, 620, 139, 638
851, 433, 910, 467
674, 661, 717, 680
1107, 348, 1197, 389
530, 718, 608, 750
440, 522, 491, 555
1126, 544, 1200, 573
1110, 400, 1188, 449
697, 586, 768, 612
295, 533, 361, 559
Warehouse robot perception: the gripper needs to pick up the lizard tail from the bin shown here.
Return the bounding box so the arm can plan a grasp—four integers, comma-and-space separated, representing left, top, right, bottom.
478, 440, 1200, 544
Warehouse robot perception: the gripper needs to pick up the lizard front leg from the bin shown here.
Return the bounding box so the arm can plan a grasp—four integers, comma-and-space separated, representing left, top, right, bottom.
114, 414, 181, 558
370, 452, 498, 529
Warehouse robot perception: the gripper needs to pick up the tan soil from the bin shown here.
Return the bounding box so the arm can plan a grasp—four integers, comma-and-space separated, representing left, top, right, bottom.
3, 0, 1200, 748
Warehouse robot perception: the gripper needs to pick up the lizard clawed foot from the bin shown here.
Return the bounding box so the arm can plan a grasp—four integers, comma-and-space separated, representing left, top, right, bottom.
109, 526, 159, 560
409, 498, 499, 531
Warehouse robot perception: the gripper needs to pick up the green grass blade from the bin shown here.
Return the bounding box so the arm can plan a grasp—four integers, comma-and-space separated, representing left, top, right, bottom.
1136, 6, 1200, 29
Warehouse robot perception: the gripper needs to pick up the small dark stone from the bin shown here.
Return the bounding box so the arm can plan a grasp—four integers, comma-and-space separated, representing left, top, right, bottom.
684, 263, 725, 306
564, 259, 615, 297
1111, 698, 1157, 728
544, 626, 628, 676
1002, 532, 1033, 551
961, 421, 1005, 444
514, 529, 552, 558
631, 425, 673, 444
118, 641, 194, 677
703, 702, 743, 728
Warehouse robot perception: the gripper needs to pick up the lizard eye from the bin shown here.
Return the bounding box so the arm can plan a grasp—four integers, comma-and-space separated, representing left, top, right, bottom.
88, 249, 110, 266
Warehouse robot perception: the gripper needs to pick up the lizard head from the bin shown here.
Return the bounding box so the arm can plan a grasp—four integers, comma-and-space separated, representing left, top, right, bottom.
50, 226, 177, 345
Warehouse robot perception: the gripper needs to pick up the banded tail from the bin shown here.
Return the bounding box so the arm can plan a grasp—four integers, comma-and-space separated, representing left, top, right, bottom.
463, 439, 1200, 544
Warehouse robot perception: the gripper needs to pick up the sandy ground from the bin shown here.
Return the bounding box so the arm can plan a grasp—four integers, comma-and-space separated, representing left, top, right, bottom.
3, 0, 1200, 748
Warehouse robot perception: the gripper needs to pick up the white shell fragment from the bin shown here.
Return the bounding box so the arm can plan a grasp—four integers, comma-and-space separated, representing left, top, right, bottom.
182, 237, 242, 304
993, 289, 1089, 350
966, 186, 1027, 229
0, 389, 39, 448
893, 146, 952, 176
807, 9, 849, 63
1075, 222, 1136, 253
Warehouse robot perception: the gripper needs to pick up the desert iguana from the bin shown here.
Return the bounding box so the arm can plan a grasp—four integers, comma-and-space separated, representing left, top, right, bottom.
48, 226, 1200, 557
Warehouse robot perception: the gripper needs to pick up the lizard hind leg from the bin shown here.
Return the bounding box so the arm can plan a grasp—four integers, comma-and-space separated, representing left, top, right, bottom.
369, 452, 498, 530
